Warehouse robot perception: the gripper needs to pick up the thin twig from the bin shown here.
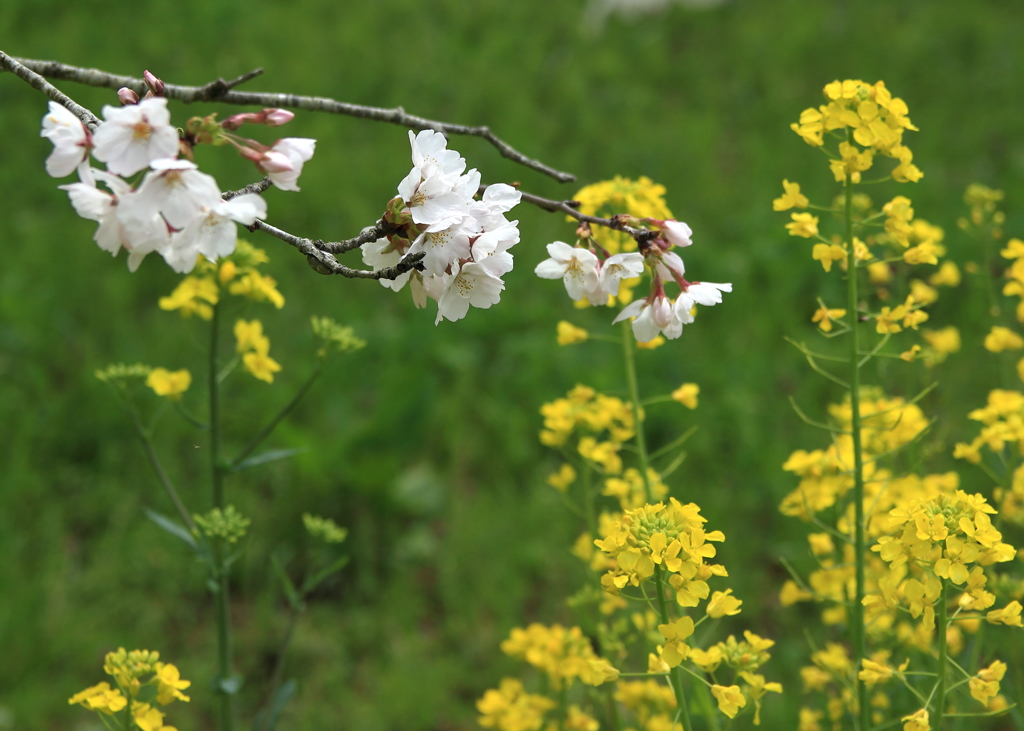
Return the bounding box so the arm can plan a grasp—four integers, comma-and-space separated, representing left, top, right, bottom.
0, 50, 100, 129
246, 219, 424, 279
8, 56, 575, 182
482, 184, 657, 243
221, 177, 272, 200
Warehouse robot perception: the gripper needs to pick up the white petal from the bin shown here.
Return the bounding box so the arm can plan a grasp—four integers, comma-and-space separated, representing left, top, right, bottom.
612, 299, 645, 324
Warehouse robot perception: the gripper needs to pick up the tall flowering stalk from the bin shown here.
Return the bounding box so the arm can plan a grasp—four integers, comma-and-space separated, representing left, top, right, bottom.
477, 178, 782, 731
779, 81, 1022, 731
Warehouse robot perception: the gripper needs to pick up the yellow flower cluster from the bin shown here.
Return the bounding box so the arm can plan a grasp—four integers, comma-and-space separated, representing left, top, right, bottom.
69, 648, 190, 731
959, 183, 1005, 237
500, 624, 620, 689
595, 499, 726, 610
999, 238, 1024, 324
954, 389, 1024, 464
159, 241, 285, 320
780, 391, 930, 519
572, 176, 673, 255
539, 385, 634, 448
872, 491, 1016, 624
234, 319, 282, 383
477, 678, 556, 731
790, 79, 921, 183
614, 679, 679, 731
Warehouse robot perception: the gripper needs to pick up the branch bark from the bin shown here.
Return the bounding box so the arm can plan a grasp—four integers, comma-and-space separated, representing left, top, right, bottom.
0, 51, 100, 130
7, 55, 575, 183
246, 219, 423, 279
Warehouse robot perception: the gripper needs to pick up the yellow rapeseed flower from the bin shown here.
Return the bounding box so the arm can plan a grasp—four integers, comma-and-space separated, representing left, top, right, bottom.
929, 261, 961, 287
787, 212, 819, 238
812, 305, 846, 332
234, 319, 269, 355
229, 271, 285, 309
986, 601, 1022, 627
671, 383, 699, 409
547, 463, 577, 492
636, 335, 665, 349
901, 708, 930, 731
706, 589, 743, 618
970, 660, 1007, 705
557, 321, 589, 345
68, 682, 128, 714
159, 276, 219, 319
985, 326, 1024, 353
772, 180, 809, 211
146, 368, 191, 400
243, 350, 282, 383
812, 244, 846, 272
711, 684, 746, 718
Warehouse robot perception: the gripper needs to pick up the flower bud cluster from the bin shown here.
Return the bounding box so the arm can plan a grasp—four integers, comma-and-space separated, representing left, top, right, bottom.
69, 648, 190, 731
41, 91, 314, 273
360, 131, 521, 325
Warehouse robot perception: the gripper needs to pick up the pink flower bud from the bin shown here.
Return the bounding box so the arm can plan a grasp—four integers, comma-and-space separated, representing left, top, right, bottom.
262, 109, 295, 127
117, 87, 140, 105
143, 70, 165, 97
222, 113, 253, 131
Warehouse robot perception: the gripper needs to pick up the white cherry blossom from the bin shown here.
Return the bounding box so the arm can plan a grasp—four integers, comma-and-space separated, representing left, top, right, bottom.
472, 221, 520, 279
40, 102, 89, 178
260, 138, 317, 191
654, 219, 693, 247
407, 215, 476, 277
534, 242, 600, 301
435, 261, 504, 324
409, 130, 466, 179
361, 237, 411, 292
614, 293, 690, 341
60, 167, 168, 270
91, 97, 179, 177
597, 252, 645, 297
161, 194, 268, 273
126, 158, 221, 229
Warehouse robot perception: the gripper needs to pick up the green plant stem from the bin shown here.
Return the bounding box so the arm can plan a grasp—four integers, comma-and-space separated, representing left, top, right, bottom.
621, 323, 653, 502
209, 302, 236, 731
230, 363, 324, 469
125, 404, 197, 533
653, 566, 692, 731
935, 581, 949, 729
844, 162, 869, 731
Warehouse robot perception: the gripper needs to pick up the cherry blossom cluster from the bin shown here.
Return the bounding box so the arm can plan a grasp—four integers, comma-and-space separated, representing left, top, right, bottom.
534, 220, 731, 342
41, 93, 315, 273
360, 130, 522, 324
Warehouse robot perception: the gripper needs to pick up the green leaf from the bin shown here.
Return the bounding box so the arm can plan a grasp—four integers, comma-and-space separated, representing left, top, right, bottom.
230, 448, 308, 472
145, 509, 197, 550
271, 553, 303, 610
300, 555, 350, 595
254, 679, 297, 731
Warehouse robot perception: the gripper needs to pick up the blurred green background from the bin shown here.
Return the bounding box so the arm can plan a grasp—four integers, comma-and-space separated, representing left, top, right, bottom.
2, 0, 1024, 729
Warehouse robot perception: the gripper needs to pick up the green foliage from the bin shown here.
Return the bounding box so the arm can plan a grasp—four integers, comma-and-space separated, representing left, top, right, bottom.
2, 1, 1024, 729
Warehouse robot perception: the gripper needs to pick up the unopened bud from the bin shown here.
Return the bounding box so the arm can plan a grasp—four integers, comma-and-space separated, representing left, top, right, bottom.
143, 70, 165, 97
117, 87, 140, 105
576, 222, 592, 240
262, 108, 295, 127
221, 113, 252, 131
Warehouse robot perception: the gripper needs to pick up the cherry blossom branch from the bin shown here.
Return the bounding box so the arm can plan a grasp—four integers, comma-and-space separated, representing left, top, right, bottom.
222, 177, 272, 200
7, 55, 575, 183
246, 219, 423, 279
0, 50, 100, 130
482, 184, 658, 244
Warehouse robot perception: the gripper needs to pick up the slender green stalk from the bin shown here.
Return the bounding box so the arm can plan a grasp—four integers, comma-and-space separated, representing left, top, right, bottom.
934, 581, 949, 729
843, 162, 869, 731
621, 324, 653, 503
653, 566, 692, 731
230, 363, 323, 468
209, 302, 236, 731
125, 404, 197, 533
604, 684, 620, 731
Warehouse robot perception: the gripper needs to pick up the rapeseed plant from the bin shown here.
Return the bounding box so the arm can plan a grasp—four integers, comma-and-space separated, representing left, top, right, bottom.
778, 81, 1022, 730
